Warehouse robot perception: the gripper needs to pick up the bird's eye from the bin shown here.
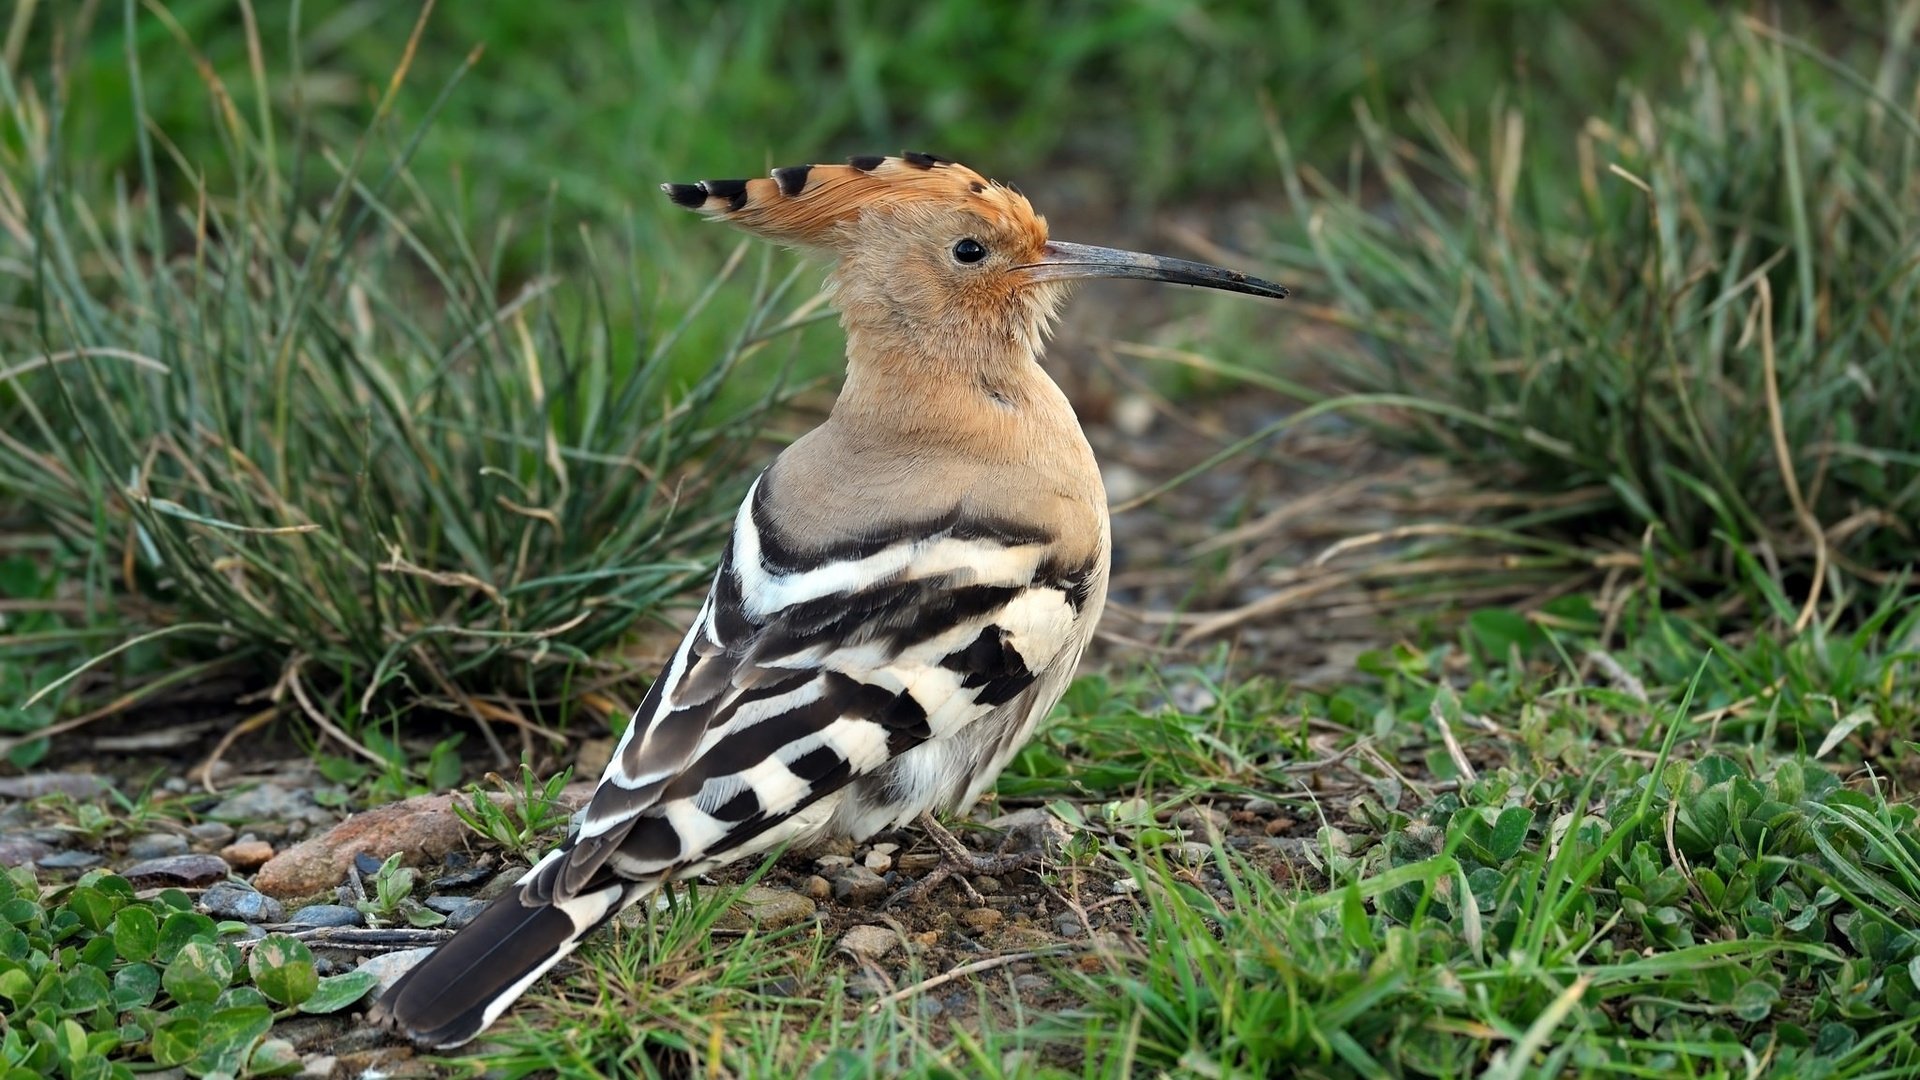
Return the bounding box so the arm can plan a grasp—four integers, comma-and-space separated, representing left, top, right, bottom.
952, 238, 988, 264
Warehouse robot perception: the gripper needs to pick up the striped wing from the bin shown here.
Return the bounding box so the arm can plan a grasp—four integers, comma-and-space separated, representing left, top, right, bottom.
535, 472, 1100, 905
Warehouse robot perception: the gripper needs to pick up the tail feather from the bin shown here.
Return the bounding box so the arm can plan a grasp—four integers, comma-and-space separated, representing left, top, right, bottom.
370, 855, 641, 1048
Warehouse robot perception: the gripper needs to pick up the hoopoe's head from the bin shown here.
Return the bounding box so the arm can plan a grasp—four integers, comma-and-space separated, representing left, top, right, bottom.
664, 153, 1286, 358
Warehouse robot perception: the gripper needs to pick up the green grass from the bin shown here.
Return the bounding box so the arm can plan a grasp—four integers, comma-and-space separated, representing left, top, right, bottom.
1261, 8, 1920, 626
445, 572, 1918, 1078
0, 2, 820, 764
14, 0, 1726, 236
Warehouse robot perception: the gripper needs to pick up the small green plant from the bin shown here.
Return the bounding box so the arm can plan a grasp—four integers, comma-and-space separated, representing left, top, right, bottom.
353, 853, 444, 929
454, 765, 576, 861
0, 868, 374, 1078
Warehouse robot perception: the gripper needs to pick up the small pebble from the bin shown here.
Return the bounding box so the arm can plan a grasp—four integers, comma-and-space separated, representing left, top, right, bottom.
123, 853, 229, 887
1265, 817, 1294, 837
838, 924, 899, 961
297, 1055, 337, 1080
1113, 394, 1156, 438
38, 849, 106, 870
983, 807, 1073, 854
475, 869, 525, 902
832, 865, 888, 906
802, 875, 831, 902
127, 833, 190, 861
846, 971, 887, 1000
429, 865, 493, 890
1053, 914, 1085, 939
207, 783, 320, 825
1013, 974, 1051, 995
971, 875, 1003, 895
1111, 877, 1141, 894
201, 881, 286, 923
863, 850, 893, 874
960, 908, 1003, 934
914, 997, 944, 1018
0, 836, 54, 868
162, 777, 189, 794
187, 821, 237, 846
424, 896, 488, 930
814, 854, 853, 873
723, 886, 818, 931
352, 852, 385, 876
1243, 797, 1281, 817
1172, 805, 1230, 837
1174, 842, 1214, 865
221, 840, 275, 871
288, 904, 364, 928
357, 947, 436, 995
812, 835, 856, 859
0, 773, 111, 800
868, 842, 899, 857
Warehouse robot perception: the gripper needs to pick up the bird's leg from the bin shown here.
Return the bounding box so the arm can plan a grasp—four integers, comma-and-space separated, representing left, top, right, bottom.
882, 811, 1041, 909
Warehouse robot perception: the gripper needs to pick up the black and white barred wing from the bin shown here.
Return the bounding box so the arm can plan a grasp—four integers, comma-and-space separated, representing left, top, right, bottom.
374, 475, 1097, 1048
555, 474, 1097, 895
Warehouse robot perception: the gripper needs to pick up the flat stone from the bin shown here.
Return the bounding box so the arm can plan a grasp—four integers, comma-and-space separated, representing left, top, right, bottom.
207, 783, 324, 825
863, 850, 893, 874
1243, 797, 1281, 817
188, 821, 237, 846
838, 924, 899, 961
1172, 805, 1230, 837
1053, 913, 1085, 938
288, 904, 363, 928
37, 850, 105, 871
814, 854, 853, 872
475, 868, 526, 902
736, 886, 818, 929
0, 773, 111, 800
1013, 974, 1051, 994
127, 833, 190, 861
960, 908, 1003, 934
355, 947, 436, 996
123, 853, 229, 886
1173, 842, 1215, 865
296, 1054, 337, 1080
201, 881, 285, 923
220, 840, 275, 871
423, 895, 488, 930
0, 835, 54, 867
983, 808, 1072, 854
831, 865, 888, 906
252, 782, 595, 899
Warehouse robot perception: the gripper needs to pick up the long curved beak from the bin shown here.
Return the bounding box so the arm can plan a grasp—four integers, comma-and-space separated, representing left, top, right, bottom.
1017, 240, 1289, 300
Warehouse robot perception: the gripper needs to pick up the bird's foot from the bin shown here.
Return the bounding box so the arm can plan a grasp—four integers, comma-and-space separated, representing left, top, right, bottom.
883, 811, 1038, 909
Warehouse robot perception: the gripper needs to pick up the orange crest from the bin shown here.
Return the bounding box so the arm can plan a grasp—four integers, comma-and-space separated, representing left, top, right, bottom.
662, 152, 1047, 253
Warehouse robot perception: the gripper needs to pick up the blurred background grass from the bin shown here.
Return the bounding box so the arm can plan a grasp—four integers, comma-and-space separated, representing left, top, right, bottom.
2, 0, 1914, 765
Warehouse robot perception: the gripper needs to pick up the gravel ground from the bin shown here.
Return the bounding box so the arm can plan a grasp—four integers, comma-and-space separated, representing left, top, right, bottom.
1, 748, 1328, 1077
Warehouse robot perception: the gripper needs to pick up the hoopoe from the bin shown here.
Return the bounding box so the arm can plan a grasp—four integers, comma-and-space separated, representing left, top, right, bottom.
374, 152, 1287, 1048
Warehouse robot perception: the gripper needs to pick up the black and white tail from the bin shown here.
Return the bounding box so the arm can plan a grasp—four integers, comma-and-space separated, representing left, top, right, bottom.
371, 850, 641, 1048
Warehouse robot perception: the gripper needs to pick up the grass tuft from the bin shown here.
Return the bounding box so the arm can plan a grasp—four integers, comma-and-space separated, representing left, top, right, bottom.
0, 5, 806, 758
1270, 8, 1920, 627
